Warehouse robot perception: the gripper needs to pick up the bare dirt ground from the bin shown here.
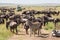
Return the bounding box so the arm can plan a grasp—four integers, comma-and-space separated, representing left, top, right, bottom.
8, 28, 60, 40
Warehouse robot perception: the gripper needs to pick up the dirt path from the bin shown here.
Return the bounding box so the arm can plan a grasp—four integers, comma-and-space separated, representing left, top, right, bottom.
8, 28, 60, 40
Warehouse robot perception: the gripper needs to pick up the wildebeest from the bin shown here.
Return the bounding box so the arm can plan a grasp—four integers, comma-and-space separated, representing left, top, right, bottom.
22, 10, 35, 16
6, 20, 18, 34
0, 17, 4, 24
5, 12, 15, 21
7, 8, 16, 12
0, 13, 5, 24
42, 14, 54, 26
54, 18, 60, 27
8, 14, 21, 25
0, 7, 7, 13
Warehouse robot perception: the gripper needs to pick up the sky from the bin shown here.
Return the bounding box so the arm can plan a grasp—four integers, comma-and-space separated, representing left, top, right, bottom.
0, 0, 60, 4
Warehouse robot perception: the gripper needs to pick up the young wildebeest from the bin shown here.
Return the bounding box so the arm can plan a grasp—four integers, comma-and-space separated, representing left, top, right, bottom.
25, 17, 43, 36
6, 20, 18, 34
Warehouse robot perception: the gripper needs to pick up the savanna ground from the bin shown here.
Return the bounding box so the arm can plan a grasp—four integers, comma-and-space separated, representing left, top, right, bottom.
0, 6, 60, 40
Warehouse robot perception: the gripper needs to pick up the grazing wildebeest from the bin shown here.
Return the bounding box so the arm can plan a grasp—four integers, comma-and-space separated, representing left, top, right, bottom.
6, 20, 18, 34
34, 10, 42, 15
22, 10, 34, 16
48, 11, 58, 15
22, 10, 31, 15
38, 10, 60, 16
42, 14, 54, 26
8, 12, 15, 17
45, 11, 60, 16
22, 10, 27, 14
0, 8, 7, 13
8, 8, 16, 12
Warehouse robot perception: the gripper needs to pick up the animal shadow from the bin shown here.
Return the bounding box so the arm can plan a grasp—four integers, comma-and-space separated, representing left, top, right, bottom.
37, 34, 49, 38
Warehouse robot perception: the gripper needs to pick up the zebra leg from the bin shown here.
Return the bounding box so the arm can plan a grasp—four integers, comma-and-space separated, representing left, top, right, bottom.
34, 30, 35, 37
38, 29, 41, 36
30, 29, 32, 37
38, 29, 40, 36
40, 29, 41, 35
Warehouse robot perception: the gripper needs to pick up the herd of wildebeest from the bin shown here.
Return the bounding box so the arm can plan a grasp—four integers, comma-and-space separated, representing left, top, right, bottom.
0, 7, 60, 36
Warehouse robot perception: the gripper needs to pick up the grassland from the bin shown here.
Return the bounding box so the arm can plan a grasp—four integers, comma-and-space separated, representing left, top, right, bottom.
0, 21, 13, 40
0, 6, 60, 40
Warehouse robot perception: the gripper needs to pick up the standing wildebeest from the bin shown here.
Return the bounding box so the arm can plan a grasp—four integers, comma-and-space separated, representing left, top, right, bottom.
0, 13, 5, 24
54, 18, 60, 27
6, 20, 18, 34
9, 14, 21, 25
0, 17, 4, 24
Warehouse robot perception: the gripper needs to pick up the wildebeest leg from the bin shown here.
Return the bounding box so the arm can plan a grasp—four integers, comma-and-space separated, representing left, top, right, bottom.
10, 27, 14, 33
10, 27, 12, 32
12, 28, 14, 33
15, 27, 18, 34
44, 22, 45, 26
55, 22, 56, 27
6, 18, 8, 21
2, 19, 4, 24
26, 29, 29, 34
44, 21, 46, 26
54, 21, 57, 28
6, 24, 9, 29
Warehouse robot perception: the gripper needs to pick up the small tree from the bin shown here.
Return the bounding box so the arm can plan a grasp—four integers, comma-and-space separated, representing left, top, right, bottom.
17, 6, 22, 11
